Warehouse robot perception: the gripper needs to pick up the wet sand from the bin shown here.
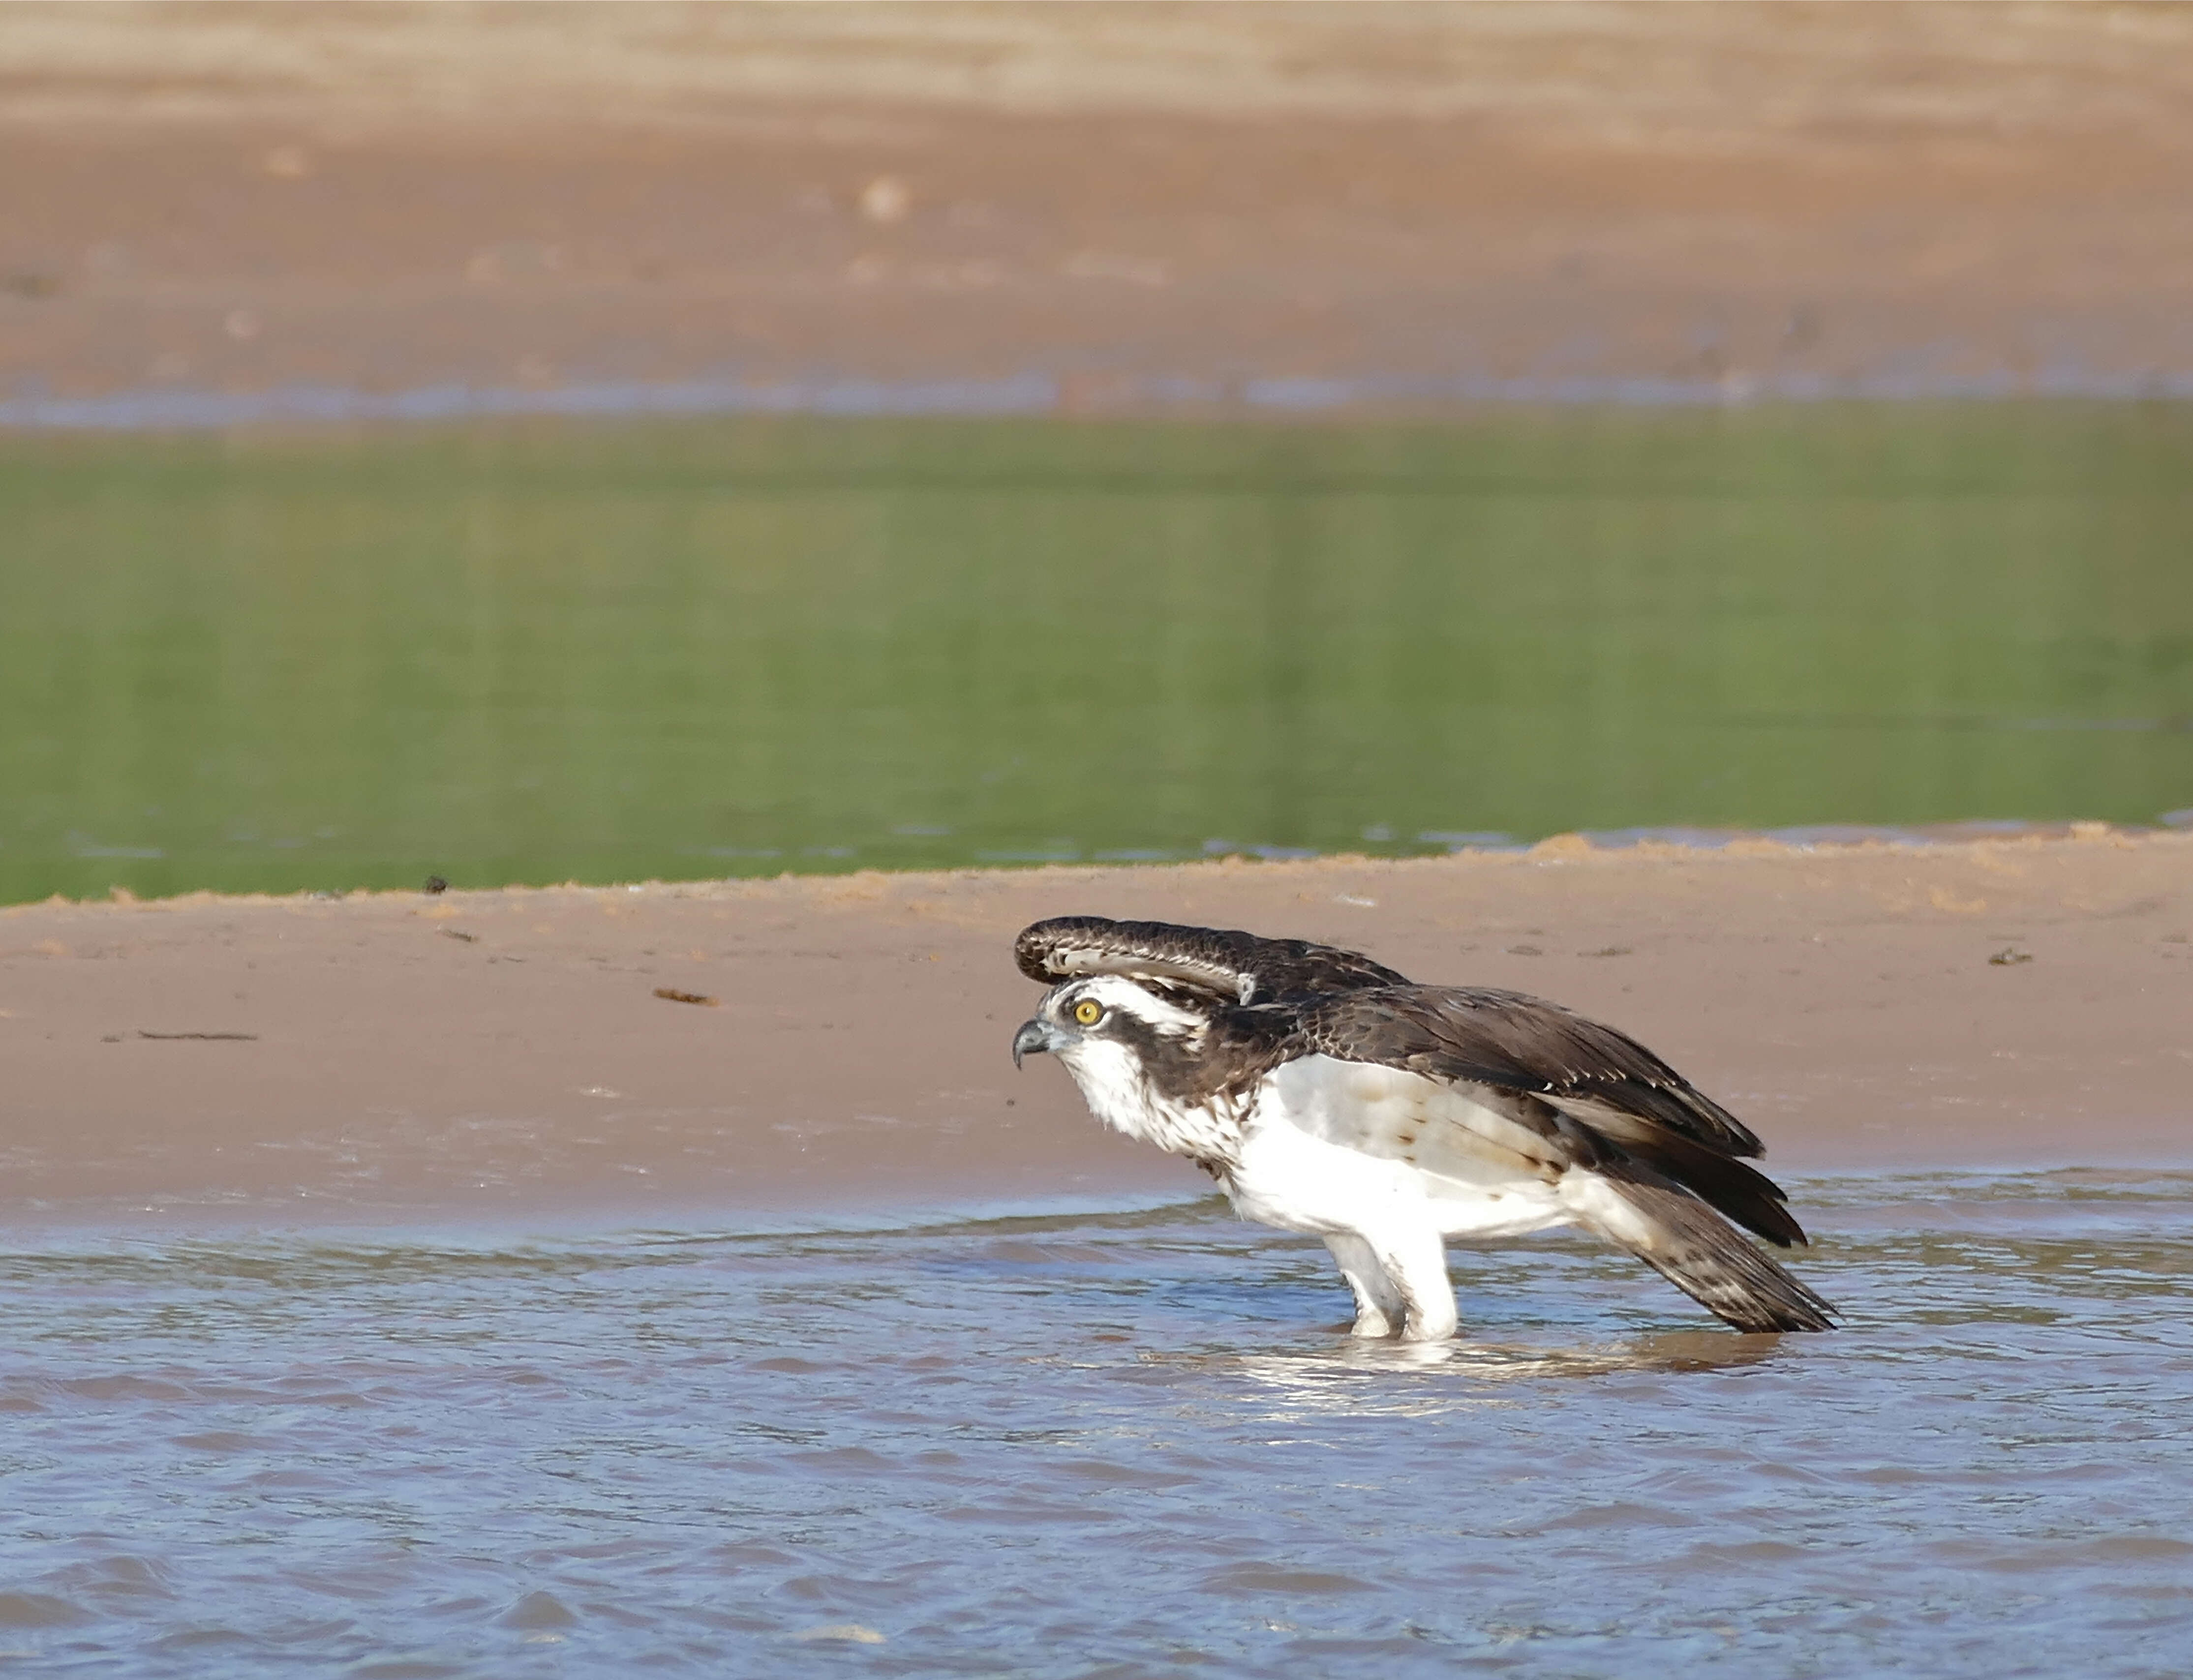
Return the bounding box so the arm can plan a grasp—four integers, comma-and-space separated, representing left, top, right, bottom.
3, 831, 2187, 1225
5, 4, 2193, 411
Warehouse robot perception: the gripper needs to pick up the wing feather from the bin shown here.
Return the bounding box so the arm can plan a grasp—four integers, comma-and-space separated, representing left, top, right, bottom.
1296, 986, 1806, 1246
1300, 985, 1764, 1155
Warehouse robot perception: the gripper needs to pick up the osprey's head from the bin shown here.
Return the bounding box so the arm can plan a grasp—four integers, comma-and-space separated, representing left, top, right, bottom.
1011, 974, 1212, 1075
1008, 916, 1390, 1163
1012, 975, 1241, 1156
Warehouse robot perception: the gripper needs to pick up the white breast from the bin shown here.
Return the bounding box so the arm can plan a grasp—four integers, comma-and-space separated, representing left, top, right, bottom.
1226, 1055, 1571, 1242
1053, 1035, 1242, 1164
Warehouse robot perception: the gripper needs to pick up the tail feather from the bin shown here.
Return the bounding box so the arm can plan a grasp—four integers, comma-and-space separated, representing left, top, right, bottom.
1560, 1169, 1836, 1333
1616, 1126, 1809, 1248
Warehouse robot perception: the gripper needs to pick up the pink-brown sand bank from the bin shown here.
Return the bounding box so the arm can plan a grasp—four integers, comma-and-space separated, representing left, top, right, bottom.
2, 831, 2187, 1229
5, 4, 2192, 408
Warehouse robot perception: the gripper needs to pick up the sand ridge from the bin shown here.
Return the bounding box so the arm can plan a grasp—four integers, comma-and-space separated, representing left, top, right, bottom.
2, 829, 2186, 1226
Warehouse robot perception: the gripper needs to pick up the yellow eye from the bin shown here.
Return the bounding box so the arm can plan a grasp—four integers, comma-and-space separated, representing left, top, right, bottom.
1072, 998, 1103, 1026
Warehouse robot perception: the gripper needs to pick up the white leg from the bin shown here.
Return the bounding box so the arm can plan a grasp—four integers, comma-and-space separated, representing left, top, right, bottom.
1324, 1233, 1405, 1338
1376, 1226, 1458, 1342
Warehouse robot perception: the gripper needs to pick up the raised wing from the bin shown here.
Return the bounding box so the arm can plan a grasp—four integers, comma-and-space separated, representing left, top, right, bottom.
1300, 984, 1762, 1153
1296, 984, 1803, 1247
1014, 916, 1409, 1005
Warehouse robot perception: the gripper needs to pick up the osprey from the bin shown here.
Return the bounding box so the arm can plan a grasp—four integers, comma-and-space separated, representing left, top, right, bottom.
1010, 915, 1833, 1339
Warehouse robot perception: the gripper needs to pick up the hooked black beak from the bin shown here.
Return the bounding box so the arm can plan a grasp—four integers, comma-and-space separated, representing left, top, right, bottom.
1011, 1018, 1058, 1069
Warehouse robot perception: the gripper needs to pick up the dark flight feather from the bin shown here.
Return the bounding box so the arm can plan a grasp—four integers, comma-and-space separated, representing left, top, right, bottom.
1587, 1122, 1806, 1247
1572, 1165, 1836, 1332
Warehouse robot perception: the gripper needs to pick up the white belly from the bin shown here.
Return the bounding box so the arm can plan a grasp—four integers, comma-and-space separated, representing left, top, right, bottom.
1225, 1056, 1571, 1242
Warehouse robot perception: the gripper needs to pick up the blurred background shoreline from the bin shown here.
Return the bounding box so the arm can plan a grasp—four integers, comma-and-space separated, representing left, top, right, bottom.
5, 1, 2193, 421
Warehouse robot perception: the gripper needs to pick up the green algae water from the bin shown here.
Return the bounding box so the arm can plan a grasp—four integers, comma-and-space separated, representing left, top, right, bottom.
1, 405, 2188, 902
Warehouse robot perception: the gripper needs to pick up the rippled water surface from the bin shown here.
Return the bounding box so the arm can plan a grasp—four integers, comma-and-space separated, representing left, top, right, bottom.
7, 1169, 2193, 1677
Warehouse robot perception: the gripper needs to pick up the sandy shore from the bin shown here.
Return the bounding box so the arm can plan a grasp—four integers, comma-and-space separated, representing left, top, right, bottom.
4, 4, 2192, 413
2, 831, 2186, 1227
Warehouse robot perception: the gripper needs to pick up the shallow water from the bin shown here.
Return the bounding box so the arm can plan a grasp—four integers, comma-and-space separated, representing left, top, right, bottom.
7, 1167, 2193, 1677
4, 405, 2191, 902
